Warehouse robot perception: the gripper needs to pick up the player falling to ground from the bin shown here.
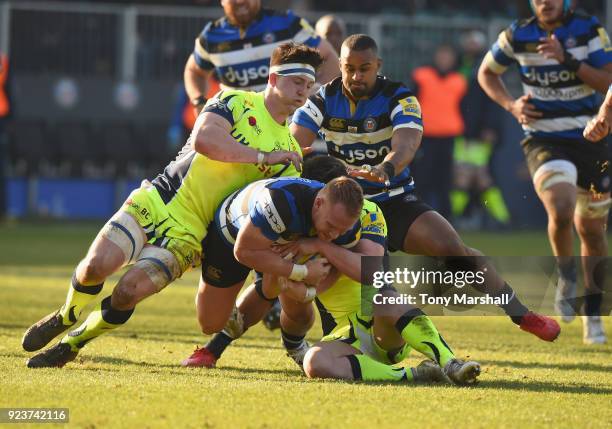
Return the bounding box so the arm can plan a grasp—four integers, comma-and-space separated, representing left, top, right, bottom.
290, 34, 560, 341
184, 0, 339, 113
478, 0, 612, 343
21, 43, 322, 368
583, 84, 612, 141
185, 155, 481, 386
188, 176, 362, 345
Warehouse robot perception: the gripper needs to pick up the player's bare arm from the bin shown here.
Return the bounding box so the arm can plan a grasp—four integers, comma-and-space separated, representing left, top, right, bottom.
349, 128, 422, 183
584, 87, 612, 141
290, 122, 318, 149
234, 220, 331, 285
478, 62, 543, 125
276, 237, 383, 283
183, 54, 212, 113
194, 112, 302, 169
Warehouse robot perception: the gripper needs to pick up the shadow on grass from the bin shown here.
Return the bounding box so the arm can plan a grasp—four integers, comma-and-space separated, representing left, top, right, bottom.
477, 378, 612, 395
83, 355, 301, 376
0, 322, 29, 330
482, 359, 612, 373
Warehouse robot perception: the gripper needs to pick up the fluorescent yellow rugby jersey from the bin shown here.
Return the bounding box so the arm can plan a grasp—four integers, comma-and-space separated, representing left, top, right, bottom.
151, 90, 302, 245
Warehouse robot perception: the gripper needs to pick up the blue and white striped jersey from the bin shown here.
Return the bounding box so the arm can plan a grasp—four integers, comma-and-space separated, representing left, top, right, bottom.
193, 9, 320, 91
484, 12, 612, 140
215, 177, 360, 248
292, 76, 423, 203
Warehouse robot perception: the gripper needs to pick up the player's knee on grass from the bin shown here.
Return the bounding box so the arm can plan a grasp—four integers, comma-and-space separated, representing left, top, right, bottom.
303, 346, 334, 379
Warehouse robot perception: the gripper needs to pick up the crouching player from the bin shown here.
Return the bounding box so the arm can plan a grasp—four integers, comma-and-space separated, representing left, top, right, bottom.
275, 158, 480, 385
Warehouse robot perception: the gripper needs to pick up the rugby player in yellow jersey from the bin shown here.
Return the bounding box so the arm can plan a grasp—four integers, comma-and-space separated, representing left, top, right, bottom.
22, 43, 323, 368
273, 157, 480, 385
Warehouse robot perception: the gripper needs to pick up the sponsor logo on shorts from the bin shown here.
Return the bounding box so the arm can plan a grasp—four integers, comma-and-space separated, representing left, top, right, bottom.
206, 265, 222, 280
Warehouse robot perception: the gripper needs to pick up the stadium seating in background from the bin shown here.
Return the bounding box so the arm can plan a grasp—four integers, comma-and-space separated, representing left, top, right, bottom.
7, 118, 174, 180
56, 120, 115, 178
99, 122, 146, 179
135, 122, 174, 178
8, 119, 58, 177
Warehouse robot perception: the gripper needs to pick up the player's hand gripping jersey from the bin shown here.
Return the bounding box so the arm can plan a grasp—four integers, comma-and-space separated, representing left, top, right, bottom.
193, 9, 321, 91
125, 90, 301, 271
314, 200, 407, 364
215, 177, 360, 247
315, 199, 386, 326
484, 11, 612, 140
292, 77, 423, 202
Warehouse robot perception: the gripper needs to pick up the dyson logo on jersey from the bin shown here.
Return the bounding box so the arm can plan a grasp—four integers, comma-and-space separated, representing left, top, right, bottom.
334, 145, 390, 164
223, 65, 269, 87
525, 68, 577, 86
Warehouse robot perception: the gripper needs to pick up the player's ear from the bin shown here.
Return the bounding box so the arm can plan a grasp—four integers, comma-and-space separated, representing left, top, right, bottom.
376, 57, 382, 73
269, 72, 277, 87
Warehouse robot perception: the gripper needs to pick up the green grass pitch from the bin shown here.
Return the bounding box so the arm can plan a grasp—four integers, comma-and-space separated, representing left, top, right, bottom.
1, 223, 611, 428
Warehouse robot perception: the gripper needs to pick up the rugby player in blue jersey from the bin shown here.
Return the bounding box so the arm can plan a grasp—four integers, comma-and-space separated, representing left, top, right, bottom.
479, 0, 612, 344
183, 0, 340, 112
291, 34, 560, 342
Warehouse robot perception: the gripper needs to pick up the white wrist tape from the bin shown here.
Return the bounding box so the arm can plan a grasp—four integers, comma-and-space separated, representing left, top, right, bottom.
303, 287, 317, 302
289, 264, 308, 282
257, 151, 265, 165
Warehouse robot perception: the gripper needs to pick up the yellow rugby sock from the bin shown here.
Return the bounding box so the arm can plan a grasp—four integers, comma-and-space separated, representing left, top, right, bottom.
395, 309, 455, 367
346, 354, 413, 382
58, 273, 104, 325
61, 296, 134, 351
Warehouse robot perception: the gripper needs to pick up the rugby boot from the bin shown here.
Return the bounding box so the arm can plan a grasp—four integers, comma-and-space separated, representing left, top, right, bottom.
443, 359, 481, 385
263, 299, 282, 330
582, 316, 606, 345
26, 342, 78, 368
411, 360, 447, 383
22, 310, 74, 352
519, 311, 560, 342
181, 346, 217, 368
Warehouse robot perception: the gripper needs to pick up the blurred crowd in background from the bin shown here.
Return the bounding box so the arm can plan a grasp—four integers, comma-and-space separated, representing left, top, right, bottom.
0, 0, 608, 228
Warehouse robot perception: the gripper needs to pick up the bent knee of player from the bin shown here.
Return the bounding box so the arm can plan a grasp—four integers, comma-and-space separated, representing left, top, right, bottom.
303, 347, 333, 379
434, 233, 470, 257
198, 313, 226, 335
78, 254, 119, 284
112, 271, 157, 309
111, 282, 141, 309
